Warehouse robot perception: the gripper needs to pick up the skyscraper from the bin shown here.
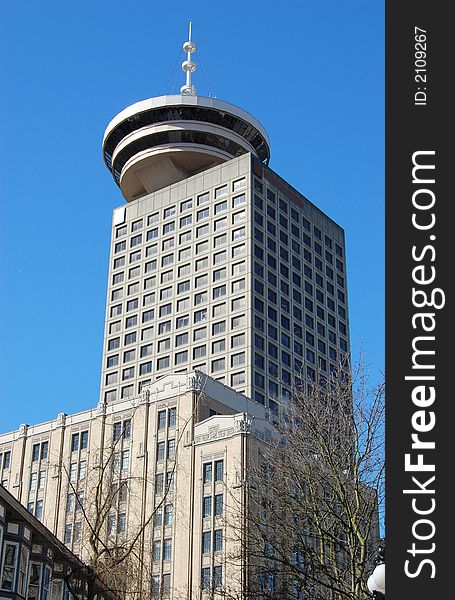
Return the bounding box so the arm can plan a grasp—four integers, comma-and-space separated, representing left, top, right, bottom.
0, 27, 352, 599
99, 27, 349, 412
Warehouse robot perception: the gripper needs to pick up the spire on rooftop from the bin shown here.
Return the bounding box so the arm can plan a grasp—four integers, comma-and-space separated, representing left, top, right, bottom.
180, 22, 197, 96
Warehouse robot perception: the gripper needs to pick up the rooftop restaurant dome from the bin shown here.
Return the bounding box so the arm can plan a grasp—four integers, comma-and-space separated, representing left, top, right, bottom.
102, 95, 270, 202
102, 25, 270, 202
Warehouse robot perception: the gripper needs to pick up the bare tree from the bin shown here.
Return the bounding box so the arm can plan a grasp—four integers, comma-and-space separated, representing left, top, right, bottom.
225, 357, 384, 600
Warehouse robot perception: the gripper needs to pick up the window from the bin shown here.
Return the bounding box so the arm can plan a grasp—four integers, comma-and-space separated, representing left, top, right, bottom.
196, 241, 209, 255
193, 345, 206, 359
161, 248, 174, 272
158, 338, 171, 352
126, 315, 138, 329
157, 357, 170, 370
180, 215, 192, 228
175, 332, 188, 346
159, 304, 172, 318
175, 351, 188, 365
212, 339, 225, 353
78, 460, 86, 479
211, 358, 225, 372
152, 540, 161, 561
232, 227, 245, 240
232, 315, 245, 329
202, 531, 211, 554
212, 321, 226, 336
232, 211, 245, 224
163, 539, 172, 560
157, 442, 165, 461
109, 321, 121, 334
167, 439, 176, 459
197, 208, 209, 221
214, 529, 223, 552
139, 361, 152, 375
215, 185, 227, 198
232, 297, 245, 311
113, 256, 125, 269
197, 192, 210, 205
29, 472, 37, 490
214, 494, 223, 515
231, 352, 245, 367
124, 332, 137, 345
194, 292, 208, 305
164, 504, 174, 526
116, 225, 127, 237
124, 348, 136, 362
215, 459, 224, 481
213, 285, 226, 299
155, 473, 164, 495
131, 234, 142, 247
212, 303, 226, 318
69, 463, 77, 482
176, 314, 190, 328
193, 327, 207, 341
32, 443, 40, 462
127, 298, 139, 312
38, 470, 46, 489
181, 199, 193, 211
112, 272, 124, 285
213, 251, 226, 265
203, 496, 212, 518
196, 257, 209, 271
231, 333, 245, 348
201, 567, 211, 591
194, 309, 207, 323
27, 562, 43, 599
214, 233, 227, 247
163, 222, 175, 235
214, 217, 227, 231
111, 288, 123, 301
130, 250, 141, 263
213, 267, 226, 281
203, 462, 212, 484
196, 225, 210, 238
122, 367, 134, 381
231, 372, 245, 386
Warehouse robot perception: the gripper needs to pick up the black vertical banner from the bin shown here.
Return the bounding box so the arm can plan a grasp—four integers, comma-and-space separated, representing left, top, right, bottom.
387, 2, 452, 598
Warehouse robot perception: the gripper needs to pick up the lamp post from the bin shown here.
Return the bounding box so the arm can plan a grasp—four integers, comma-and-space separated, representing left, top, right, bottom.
367, 545, 385, 599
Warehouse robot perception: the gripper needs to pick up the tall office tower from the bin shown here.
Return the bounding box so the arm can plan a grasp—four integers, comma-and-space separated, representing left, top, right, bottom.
0, 29, 353, 600
100, 30, 350, 412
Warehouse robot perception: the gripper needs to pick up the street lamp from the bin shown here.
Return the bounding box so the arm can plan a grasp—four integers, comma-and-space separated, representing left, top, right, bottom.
367, 545, 385, 599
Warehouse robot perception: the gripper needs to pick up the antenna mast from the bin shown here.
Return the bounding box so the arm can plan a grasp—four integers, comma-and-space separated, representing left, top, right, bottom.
180, 22, 197, 96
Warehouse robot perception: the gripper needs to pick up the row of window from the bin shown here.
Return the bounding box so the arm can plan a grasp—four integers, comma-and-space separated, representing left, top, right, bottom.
116, 180, 246, 238
112, 241, 246, 283
114, 222, 247, 258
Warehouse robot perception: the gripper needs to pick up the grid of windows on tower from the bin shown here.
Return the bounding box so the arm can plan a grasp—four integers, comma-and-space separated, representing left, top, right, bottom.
101, 173, 349, 410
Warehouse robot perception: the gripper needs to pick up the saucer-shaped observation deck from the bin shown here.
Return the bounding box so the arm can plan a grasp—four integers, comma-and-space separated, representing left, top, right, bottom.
102, 94, 270, 202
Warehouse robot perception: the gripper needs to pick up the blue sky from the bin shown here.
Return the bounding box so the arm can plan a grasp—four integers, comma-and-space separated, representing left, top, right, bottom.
0, 0, 384, 432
